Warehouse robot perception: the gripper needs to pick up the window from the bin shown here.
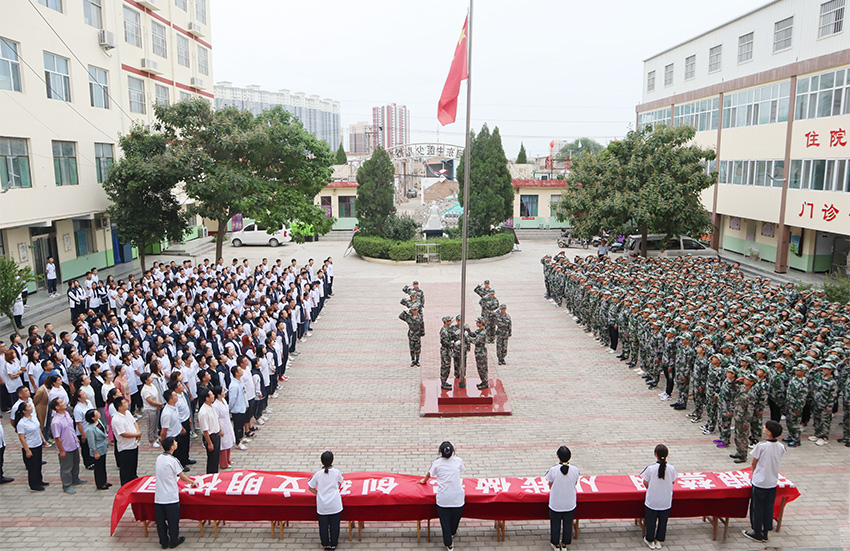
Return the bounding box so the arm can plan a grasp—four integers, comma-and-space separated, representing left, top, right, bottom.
738, 32, 754, 63
38, 0, 62, 12
722, 81, 791, 128
664, 63, 673, 86
549, 194, 561, 211
0, 38, 22, 92
684, 55, 695, 80
683, 239, 705, 250
155, 84, 170, 106
0, 137, 32, 190
819, 0, 845, 38
673, 97, 720, 131
637, 107, 671, 130
195, 0, 207, 24
128, 76, 145, 114
44, 52, 71, 101
320, 196, 332, 218
73, 219, 95, 257
179, 91, 191, 101
83, 0, 102, 28
197, 46, 209, 76
774, 17, 793, 52
795, 68, 849, 120
175, 0, 187, 10
94, 143, 113, 183
646, 70, 655, 92
520, 195, 538, 217
124, 6, 142, 47
52, 141, 78, 186
791, 158, 849, 192
708, 45, 722, 72
88, 65, 109, 109
176, 35, 190, 67
717, 159, 787, 188
152, 22, 167, 58
338, 196, 356, 218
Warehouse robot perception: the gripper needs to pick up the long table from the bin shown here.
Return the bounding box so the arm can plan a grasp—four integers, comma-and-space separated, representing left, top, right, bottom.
111, 468, 800, 542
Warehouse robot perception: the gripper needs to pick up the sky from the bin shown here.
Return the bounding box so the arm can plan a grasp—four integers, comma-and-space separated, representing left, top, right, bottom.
212, 0, 769, 158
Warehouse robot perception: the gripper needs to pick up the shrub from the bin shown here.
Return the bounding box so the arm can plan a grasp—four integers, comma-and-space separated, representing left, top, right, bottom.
353, 231, 513, 261
388, 241, 416, 261
352, 235, 393, 259
382, 214, 421, 242
823, 269, 850, 304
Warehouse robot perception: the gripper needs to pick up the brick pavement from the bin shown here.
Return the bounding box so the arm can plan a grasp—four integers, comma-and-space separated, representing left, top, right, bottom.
0, 240, 847, 550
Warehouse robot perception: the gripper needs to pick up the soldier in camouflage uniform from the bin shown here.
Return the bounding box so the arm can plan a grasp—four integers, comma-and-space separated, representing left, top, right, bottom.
398, 304, 425, 367
767, 358, 789, 422
645, 319, 665, 388
479, 289, 500, 343
400, 288, 418, 309
731, 371, 757, 462
616, 298, 632, 361
402, 281, 425, 310
841, 361, 850, 448
810, 362, 838, 446
785, 362, 809, 447
689, 341, 710, 422
671, 332, 695, 410
466, 317, 489, 389
750, 365, 769, 444
715, 365, 738, 447
702, 355, 724, 434
494, 304, 512, 365
658, 328, 678, 399
473, 280, 492, 300
439, 316, 454, 390
541, 257, 553, 300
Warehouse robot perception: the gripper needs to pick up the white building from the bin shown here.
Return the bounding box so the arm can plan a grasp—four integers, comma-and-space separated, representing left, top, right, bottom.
637, 0, 850, 274
372, 103, 410, 151
214, 82, 341, 150
1, 0, 213, 289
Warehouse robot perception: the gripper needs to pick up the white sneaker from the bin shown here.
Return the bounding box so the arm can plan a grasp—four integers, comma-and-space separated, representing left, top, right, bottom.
654, 542, 663, 549
657, 391, 667, 397
780, 415, 786, 420
261, 415, 269, 422
660, 394, 671, 401
815, 438, 827, 446
316, 316, 322, 320
241, 438, 252, 443
265, 407, 274, 413
643, 538, 654, 549
237, 443, 248, 450
307, 332, 313, 337
151, 441, 160, 448
571, 316, 578, 321
300, 338, 306, 343
257, 419, 265, 425
808, 435, 818, 442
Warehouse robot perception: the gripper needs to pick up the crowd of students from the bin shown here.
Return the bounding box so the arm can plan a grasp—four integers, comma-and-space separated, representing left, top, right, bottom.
0, 255, 335, 499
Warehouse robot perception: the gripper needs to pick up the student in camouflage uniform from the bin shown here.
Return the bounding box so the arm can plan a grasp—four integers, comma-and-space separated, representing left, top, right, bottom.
658, 328, 678, 399
671, 332, 694, 410
750, 365, 769, 444
402, 281, 425, 310
731, 372, 757, 463
702, 355, 724, 434
785, 363, 809, 447
616, 298, 632, 361
494, 304, 512, 365
473, 280, 492, 299
479, 289, 500, 343
466, 317, 489, 389
841, 361, 850, 448
645, 319, 664, 388
451, 315, 469, 385
809, 362, 838, 446
689, 342, 710, 422
715, 365, 738, 448
439, 316, 454, 390
767, 358, 789, 422
398, 304, 425, 367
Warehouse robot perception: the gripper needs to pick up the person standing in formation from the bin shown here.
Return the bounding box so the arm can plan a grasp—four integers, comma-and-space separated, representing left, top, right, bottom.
399, 304, 425, 367
494, 304, 512, 365
197, 388, 221, 474
439, 316, 455, 390
466, 318, 489, 390
403, 281, 425, 310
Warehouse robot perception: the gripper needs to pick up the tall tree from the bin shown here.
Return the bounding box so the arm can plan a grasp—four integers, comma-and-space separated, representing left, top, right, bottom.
516, 142, 528, 164
155, 99, 334, 259
457, 124, 514, 237
554, 125, 716, 255
0, 256, 36, 334
356, 147, 396, 236
102, 125, 189, 272
554, 137, 604, 162
334, 143, 347, 164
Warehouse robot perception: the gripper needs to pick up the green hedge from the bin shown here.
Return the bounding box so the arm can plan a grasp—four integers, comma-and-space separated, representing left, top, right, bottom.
353, 232, 513, 261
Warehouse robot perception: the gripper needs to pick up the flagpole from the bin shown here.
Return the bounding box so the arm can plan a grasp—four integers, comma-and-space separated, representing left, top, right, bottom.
458, 0, 473, 388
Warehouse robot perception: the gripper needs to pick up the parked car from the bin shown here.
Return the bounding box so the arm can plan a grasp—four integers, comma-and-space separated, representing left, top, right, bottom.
230, 223, 292, 247
623, 234, 717, 261
406, 189, 418, 198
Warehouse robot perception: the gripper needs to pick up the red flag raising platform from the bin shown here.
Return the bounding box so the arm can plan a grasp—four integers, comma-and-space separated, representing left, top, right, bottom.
421, 377, 511, 417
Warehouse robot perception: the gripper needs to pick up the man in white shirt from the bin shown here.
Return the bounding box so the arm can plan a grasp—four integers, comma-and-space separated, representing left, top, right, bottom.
155, 436, 197, 549
197, 388, 221, 474
45, 257, 58, 297
743, 420, 786, 544
111, 396, 141, 486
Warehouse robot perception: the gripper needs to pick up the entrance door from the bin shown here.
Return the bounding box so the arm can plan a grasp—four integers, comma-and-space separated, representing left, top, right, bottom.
746, 220, 757, 242
32, 236, 58, 290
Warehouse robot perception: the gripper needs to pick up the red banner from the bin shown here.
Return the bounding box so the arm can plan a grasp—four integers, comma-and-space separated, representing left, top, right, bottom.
111, 469, 800, 535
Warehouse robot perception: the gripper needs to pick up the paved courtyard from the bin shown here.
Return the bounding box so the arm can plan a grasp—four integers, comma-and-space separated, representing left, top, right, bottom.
0, 239, 847, 551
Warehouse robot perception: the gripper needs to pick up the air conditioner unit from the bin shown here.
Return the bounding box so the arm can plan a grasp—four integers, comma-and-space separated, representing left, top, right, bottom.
201, 227, 209, 238
97, 216, 110, 230
190, 77, 205, 88
137, 0, 160, 9
140, 58, 162, 74
98, 29, 117, 50
187, 22, 206, 37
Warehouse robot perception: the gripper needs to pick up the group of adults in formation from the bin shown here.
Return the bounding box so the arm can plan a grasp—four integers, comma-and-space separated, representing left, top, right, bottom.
398, 280, 512, 390
541, 252, 850, 461
0, 255, 336, 506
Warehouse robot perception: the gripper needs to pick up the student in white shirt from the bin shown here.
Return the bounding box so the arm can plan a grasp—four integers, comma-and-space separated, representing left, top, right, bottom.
743, 420, 786, 544
154, 436, 197, 549
640, 444, 678, 550
419, 441, 465, 551
307, 450, 344, 550
45, 257, 58, 297
545, 446, 580, 550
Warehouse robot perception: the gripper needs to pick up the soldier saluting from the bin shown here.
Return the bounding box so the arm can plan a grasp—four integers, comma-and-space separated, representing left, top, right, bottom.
402, 281, 425, 310
399, 303, 425, 367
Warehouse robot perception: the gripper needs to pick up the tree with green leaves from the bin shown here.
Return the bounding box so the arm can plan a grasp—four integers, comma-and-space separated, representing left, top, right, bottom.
102, 125, 189, 272
155, 99, 334, 258
554, 124, 716, 256
356, 147, 396, 236
554, 137, 604, 162
0, 256, 36, 333
335, 143, 347, 165
457, 124, 514, 237
516, 142, 528, 164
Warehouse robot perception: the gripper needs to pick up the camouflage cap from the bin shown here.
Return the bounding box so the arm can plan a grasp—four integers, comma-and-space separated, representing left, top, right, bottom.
483, 280, 490, 284
488, 289, 496, 294
442, 316, 453, 323
410, 302, 421, 310
679, 332, 693, 341
743, 371, 758, 382
412, 280, 419, 285
499, 304, 507, 309
820, 362, 836, 370
476, 316, 485, 324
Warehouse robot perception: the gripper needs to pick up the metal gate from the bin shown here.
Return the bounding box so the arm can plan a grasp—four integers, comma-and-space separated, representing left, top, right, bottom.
415, 243, 440, 264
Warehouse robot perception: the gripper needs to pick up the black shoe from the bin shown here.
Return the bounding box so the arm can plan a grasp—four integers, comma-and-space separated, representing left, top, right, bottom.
30, 486, 45, 492
441, 383, 452, 390
41, 481, 49, 486
170, 536, 185, 548
185, 459, 197, 465
741, 530, 764, 543
673, 404, 687, 410
183, 467, 191, 472
106, 482, 113, 487
41, 461, 47, 465
0, 477, 14, 484
845, 441, 850, 447
162, 545, 169, 550
476, 382, 488, 390
838, 437, 847, 443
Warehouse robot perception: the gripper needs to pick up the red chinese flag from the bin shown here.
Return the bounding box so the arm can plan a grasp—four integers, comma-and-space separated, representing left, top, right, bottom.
437, 16, 469, 126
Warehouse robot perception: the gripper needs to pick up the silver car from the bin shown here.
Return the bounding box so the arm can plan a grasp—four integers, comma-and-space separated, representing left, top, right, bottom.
622, 234, 718, 261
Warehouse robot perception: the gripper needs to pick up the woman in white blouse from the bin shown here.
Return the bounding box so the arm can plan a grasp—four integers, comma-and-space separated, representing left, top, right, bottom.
545, 446, 580, 550
212, 386, 234, 469
640, 444, 678, 549
419, 441, 465, 551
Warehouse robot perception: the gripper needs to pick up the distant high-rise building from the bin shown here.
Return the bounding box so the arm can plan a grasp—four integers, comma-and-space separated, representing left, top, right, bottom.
348, 121, 374, 154
372, 103, 410, 151
214, 82, 341, 150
